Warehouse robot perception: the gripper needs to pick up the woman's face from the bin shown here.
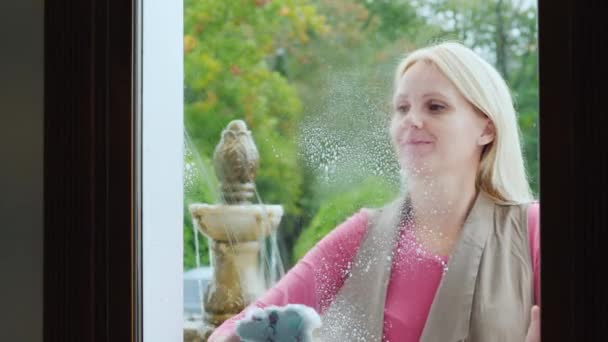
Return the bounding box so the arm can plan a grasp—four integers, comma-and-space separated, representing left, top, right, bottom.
390, 60, 494, 177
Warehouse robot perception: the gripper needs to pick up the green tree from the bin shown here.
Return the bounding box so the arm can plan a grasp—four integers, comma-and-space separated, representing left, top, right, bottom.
292, 176, 397, 262
183, 0, 329, 270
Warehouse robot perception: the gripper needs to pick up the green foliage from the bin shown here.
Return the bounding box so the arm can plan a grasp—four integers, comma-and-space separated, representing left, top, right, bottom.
355, 0, 429, 42
282, 1, 427, 245
184, 0, 328, 215
292, 176, 397, 262
183, 0, 329, 269
183, 147, 215, 270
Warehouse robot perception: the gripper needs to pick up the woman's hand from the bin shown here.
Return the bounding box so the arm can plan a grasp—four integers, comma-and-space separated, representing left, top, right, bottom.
209, 332, 240, 342
524, 305, 541, 342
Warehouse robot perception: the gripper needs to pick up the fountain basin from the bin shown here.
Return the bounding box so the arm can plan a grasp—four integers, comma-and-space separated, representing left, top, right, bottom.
189, 204, 283, 242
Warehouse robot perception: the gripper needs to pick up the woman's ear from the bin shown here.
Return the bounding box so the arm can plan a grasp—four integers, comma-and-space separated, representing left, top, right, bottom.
478, 119, 495, 146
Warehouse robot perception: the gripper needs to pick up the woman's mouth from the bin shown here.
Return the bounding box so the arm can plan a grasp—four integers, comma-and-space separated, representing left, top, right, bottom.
400, 139, 433, 146
399, 139, 434, 156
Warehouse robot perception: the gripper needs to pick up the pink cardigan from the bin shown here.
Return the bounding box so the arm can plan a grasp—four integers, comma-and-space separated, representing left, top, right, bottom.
209, 203, 541, 341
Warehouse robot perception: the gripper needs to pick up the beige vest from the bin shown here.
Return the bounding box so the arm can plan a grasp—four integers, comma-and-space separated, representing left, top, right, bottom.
315, 191, 534, 342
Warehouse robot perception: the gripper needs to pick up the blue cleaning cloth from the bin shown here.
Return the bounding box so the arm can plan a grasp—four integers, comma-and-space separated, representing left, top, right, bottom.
235, 304, 321, 342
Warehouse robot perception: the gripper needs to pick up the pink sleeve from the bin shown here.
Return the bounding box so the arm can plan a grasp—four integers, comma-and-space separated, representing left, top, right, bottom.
527, 202, 540, 306
208, 209, 369, 341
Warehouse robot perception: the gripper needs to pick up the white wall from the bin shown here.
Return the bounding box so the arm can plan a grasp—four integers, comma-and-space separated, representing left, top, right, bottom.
0, 1, 43, 341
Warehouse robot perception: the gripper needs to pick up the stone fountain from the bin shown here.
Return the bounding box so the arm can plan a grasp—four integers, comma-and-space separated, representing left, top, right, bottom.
184, 120, 284, 341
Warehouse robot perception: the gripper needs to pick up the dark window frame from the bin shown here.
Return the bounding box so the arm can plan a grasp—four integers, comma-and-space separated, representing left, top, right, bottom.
44, 0, 136, 341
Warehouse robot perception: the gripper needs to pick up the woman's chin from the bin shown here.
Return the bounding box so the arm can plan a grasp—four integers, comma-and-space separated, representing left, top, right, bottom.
399, 157, 435, 176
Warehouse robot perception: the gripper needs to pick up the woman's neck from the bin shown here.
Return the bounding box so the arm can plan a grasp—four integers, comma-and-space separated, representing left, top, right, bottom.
407, 172, 478, 237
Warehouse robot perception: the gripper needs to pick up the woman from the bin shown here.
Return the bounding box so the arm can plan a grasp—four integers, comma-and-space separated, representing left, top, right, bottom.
209, 41, 541, 342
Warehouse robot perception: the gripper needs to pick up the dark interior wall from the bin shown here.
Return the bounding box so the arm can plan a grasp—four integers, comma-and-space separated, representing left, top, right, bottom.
0, 1, 43, 341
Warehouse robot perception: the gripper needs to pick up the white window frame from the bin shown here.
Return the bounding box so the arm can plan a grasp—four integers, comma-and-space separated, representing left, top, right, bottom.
142, 0, 184, 340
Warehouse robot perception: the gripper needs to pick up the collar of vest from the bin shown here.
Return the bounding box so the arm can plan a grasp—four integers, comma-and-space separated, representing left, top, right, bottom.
420, 190, 495, 342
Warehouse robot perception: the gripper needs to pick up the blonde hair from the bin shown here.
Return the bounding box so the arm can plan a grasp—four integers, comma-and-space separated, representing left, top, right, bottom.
394, 41, 534, 204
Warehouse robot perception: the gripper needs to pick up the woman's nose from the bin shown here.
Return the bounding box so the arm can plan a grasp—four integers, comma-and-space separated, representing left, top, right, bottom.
400, 110, 423, 129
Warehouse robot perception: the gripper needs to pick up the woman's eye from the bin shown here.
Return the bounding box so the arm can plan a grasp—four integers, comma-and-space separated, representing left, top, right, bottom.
396, 105, 409, 113
429, 103, 445, 112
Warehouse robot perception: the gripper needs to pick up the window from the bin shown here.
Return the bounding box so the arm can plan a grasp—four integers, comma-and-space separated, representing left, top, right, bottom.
173, 0, 540, 340
44, 0, 608, 341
